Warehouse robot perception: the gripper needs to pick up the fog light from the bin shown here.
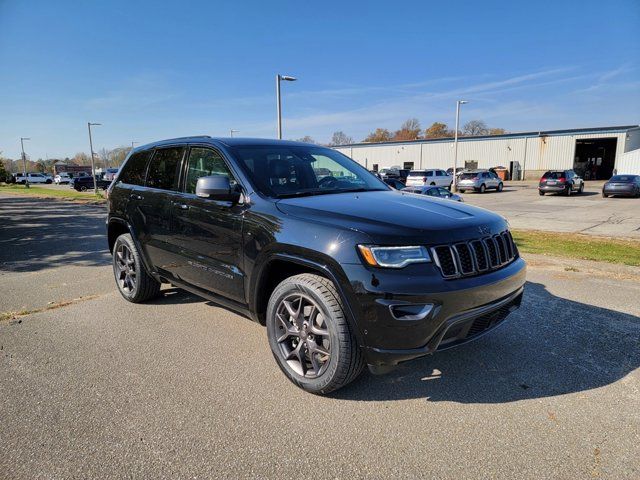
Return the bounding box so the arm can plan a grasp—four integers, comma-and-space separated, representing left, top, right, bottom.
389, 303, 434, 321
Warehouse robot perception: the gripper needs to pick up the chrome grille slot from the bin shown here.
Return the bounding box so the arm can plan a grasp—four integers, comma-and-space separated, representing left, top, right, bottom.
431, 229, 518, 279
433, 246, 457, 277
453, 243, 474, 274
470, 240, 488, 271
494, 234, 507, 264
484, 238, 499, 267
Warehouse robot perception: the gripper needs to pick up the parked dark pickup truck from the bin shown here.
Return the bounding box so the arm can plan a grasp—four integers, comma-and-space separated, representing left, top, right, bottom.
106, 137, 526, 394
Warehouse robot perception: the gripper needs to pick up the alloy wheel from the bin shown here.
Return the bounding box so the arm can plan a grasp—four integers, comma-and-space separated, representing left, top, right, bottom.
115, 243, 136, 293
274, 293, 331, 378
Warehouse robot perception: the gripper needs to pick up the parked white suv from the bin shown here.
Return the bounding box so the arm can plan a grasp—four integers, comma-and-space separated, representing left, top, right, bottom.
15, 173, 51, 184
406, 169, 452, 188
54, 173, 73, 184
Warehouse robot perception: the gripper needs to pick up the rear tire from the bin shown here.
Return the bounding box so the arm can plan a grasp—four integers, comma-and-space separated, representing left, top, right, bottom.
459, 189, 466, 193
430, 182, 436, 186
80, 186, 87, 192
538, 190, 545, 196
602, 192, 608, 198
266, 273, 364, 395
578, 183, 584, 194
112, 233, 161, 303
479, 184, 486, 193
497, 182, 503, 192
566, 185, 572, 196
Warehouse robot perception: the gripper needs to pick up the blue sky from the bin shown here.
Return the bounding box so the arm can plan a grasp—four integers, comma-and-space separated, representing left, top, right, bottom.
1, 0, 639, 159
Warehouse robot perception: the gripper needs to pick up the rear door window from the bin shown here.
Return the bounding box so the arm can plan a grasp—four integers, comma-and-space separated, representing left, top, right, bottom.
119, 150, 153, 186
145, 147, 185, 191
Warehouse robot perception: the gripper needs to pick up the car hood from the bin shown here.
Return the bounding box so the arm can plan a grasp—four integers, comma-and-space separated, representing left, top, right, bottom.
275, 190, 507, 244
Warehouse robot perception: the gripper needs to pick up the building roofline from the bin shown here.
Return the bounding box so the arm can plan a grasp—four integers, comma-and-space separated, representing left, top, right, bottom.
334, 125, 640, 148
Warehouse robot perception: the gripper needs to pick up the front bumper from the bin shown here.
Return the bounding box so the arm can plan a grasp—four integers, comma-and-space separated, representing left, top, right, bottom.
340, 257, 526, 368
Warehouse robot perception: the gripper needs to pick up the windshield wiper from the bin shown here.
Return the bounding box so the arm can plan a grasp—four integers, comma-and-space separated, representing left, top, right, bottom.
276, 188, 385, 199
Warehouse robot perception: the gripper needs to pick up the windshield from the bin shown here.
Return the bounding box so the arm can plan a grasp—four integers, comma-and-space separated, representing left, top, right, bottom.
230, 145, 389, 198
610, 175, 635, 182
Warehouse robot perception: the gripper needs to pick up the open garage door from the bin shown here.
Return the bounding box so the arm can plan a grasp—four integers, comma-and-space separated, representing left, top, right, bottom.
574, 138, 617, 180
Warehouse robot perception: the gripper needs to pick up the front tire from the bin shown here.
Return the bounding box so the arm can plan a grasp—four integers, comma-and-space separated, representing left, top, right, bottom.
497, 182, 503, 192
112, 233, 160, 303
266, 273, 364, 394
578, 183, 584, 194
479, 183, 486, 193
539, 190, 545, 196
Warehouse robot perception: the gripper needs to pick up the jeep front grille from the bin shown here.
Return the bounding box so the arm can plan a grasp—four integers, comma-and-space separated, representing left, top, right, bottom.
431, 230, 518, 279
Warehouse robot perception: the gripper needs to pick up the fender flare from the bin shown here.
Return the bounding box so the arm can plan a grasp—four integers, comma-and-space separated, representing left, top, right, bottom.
251, 251, 365, 347
107, 217, 156, 279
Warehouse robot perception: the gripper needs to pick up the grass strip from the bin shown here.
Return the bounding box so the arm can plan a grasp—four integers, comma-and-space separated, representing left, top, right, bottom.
512, 230, 640, 267
0, 184, 105, 202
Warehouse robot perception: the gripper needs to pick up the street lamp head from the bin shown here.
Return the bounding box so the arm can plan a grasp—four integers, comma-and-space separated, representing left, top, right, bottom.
280, 75, 297, 81
88, 122, 102, 126
458, 100, 468, 105
21, 137, 31, 141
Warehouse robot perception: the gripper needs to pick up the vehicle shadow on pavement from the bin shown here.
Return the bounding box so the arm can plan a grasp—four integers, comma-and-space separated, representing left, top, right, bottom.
0, 197, 110, 272
333, 280, 640, 402
147, 288, 202, 305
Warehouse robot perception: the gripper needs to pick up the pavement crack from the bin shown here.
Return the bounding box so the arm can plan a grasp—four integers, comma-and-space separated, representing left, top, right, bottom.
0, 294, 103, 323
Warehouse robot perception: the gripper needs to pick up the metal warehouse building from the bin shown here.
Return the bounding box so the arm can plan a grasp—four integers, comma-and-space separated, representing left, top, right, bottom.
334, 125, 640, 180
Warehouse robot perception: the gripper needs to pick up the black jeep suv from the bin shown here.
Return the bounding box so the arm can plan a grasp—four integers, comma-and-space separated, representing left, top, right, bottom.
107, 137, 526, 394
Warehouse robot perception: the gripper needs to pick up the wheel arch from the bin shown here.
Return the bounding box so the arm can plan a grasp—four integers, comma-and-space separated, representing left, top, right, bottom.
250, 252, 365, 347
107, 217, 156, 279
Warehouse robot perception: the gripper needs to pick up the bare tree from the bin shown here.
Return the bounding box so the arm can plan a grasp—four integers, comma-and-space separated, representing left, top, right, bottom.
329, 131, 353, 146
462, 120, 489, 136
296, 136, 316, 144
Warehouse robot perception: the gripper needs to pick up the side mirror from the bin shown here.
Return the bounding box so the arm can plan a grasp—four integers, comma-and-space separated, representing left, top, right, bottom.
195, 175, 240, 202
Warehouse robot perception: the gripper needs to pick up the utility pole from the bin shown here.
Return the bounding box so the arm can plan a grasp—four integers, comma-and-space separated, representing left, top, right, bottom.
452, 100, 468, 192
20, 137, 31, 188
87, 122, 101, 195
276, 74, 297, 139
229, 129, 239, 137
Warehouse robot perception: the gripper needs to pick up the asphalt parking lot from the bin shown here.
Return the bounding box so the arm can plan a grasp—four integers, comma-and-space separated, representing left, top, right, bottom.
462, 181, 640, 239
1, 192, 639, 479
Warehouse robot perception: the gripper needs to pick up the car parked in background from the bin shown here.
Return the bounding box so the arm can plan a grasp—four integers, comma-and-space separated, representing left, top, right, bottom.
602, 174, 640, 198
55, 173, 73, 184
403, 185, 463, 202
14, 172, 51, 184
446, 167, 465, 176
457, 170, 503, 193
72, 176, 111, 191
406, 169, 452, 188
538, 170, 584, 196
102, 168, 120, 181
379, 168, 409, 183
383, 178, 406, 190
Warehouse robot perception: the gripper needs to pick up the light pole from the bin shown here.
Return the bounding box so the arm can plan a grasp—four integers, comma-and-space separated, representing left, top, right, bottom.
452, 100, 468, 192
87, 122, 101, 194
131, 141, 138, 149
276, 74, 297, 139
20, 137, 31, 188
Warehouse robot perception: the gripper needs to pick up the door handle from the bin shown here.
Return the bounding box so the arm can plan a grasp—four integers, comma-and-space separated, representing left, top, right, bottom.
173, 202, 189, 210
130, 193, 143, 200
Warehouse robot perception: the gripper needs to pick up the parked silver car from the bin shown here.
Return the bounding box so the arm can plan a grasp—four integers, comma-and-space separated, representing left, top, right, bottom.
457, 170, 503, 193
403, 185, 464, 202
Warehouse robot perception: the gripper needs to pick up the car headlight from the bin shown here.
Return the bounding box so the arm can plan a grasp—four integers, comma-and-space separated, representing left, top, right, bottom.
357, 245, 431, 268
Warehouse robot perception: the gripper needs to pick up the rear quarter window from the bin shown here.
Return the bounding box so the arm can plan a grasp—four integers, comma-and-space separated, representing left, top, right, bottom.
119, 150, 153, 186
145, 147, 184, 191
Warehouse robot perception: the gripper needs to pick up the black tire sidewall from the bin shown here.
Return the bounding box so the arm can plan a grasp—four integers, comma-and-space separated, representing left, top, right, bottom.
112, 234, 144, 302
266, 277, 345, 393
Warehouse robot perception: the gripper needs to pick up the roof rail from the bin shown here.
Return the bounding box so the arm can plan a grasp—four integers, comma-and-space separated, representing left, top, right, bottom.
163, 135, 211, 141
